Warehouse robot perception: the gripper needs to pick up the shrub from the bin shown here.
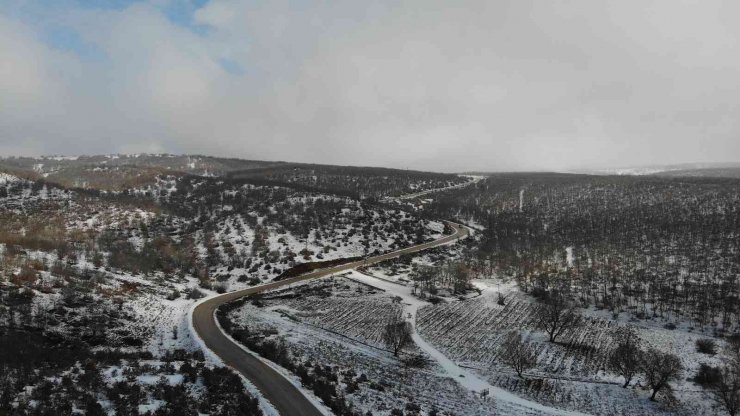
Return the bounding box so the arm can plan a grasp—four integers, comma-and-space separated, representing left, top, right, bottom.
369, 381, 385, 392
344, 380, 359, 394
405, 402, 421, 412
531, 287, 548, 299
694, 363, 721, 386
428, 296, 443, 304
186, 287, 206, 300
696, 339, 717, 355
11, 266, 38, 286
401, 354, 428, 369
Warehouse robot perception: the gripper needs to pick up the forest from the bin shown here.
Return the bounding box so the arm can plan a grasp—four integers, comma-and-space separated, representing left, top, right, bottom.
3, 156, 740, 415
0, 157, 449, 415
427, 173, 740, 334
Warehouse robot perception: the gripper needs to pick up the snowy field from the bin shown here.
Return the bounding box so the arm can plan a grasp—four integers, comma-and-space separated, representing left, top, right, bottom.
414, 278, 720, 416
225, 273, 610, 415
227, 275, 505, 415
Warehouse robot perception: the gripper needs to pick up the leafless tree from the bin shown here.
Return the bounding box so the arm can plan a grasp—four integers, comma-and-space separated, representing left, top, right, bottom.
608, 326, 643, 388
704, 339, 740, 416
382, 313, 413, 357
412, 265, 436, 297
536, 294, 582, 343
709, 365, 740, 416
641, 348, 683, 401
497, 331, 537, 379
452, 262, 472, 294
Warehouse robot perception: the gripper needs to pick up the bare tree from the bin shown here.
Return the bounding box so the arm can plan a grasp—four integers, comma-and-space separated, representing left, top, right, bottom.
641, 348, 683, 401
412, 265, 436, 297
452, 262, 472, 294
536, 294, 582, 343
497, 331, 537, 379
608, 326, 643, 388
709, 365, 740, 416
704, 339, 740, 416
382, 314, 413, 357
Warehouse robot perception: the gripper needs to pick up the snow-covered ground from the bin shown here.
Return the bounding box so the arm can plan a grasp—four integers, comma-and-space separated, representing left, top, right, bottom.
4, 167, 727, 415
347, 271, 589, 416
205, 204, 445, 291
0, 172, 20, 184
416, 278, 716, 416
226, 276, 502, 415
221, 271, 599, 415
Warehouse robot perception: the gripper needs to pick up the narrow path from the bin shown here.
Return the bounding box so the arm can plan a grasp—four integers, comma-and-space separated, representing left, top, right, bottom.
346, 270, 591, 416
191, 222, 469, 416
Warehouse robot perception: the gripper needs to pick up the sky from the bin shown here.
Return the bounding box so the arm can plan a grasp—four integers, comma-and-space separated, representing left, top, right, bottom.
1, 0, 739, 172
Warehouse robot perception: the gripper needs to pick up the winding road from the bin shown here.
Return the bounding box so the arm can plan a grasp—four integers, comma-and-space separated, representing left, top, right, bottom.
191, 222, 468, 416
390, 176, 482, 201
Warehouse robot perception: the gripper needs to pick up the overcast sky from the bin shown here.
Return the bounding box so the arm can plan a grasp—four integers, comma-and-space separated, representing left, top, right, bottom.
1, 0, 739, 172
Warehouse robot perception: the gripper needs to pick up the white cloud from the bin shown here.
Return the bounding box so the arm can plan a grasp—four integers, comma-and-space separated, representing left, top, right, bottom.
1, 1, 739, 170
0, 15, 58, 119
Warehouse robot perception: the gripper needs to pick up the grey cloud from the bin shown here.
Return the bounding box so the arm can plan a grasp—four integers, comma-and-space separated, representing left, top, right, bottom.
1, 0, 739, 171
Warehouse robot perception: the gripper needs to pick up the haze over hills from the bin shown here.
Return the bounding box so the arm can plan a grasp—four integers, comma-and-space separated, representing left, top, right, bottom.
568, 162, 740, 178
6, 154, 740, 196
0, 153, 469, 197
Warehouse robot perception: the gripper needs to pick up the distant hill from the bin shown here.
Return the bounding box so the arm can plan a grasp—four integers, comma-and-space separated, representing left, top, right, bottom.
651, 166, 740, 179
0, 154, 286, 191
0, 154, 465, 197
0, 154, 282, 175
576, 162, 740, 178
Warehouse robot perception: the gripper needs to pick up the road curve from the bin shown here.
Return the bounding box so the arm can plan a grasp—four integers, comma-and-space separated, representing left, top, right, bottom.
191, 222, 469, 416
390, 177, 481, 201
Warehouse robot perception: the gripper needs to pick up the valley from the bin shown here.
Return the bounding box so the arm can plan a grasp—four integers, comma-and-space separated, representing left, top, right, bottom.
1, 155, 739, 416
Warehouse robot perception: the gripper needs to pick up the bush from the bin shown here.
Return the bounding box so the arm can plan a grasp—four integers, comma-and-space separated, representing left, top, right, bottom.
428, 296, 443, 304
187, 287, 206, 300
405, 402, 421, 412
696, 339, 717, 355
693, 363, 721, 386
344, 380, 359, 394
369, 381, 385, 392
401, 354, 428, 369
531, 287, 548, 299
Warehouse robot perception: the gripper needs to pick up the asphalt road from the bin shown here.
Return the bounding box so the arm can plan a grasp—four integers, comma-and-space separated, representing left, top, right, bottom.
191, 221, 469, 416
394, 177, 480, 200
